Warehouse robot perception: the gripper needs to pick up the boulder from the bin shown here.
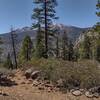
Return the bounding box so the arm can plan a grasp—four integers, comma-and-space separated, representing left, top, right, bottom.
0, 75, 7, 81
25, 69, 33, 79
85, 91, 93, 98
89, 86, 100, 94
93, 93, 99, 98
31, 71, 40, 80
72, 90, 82, 96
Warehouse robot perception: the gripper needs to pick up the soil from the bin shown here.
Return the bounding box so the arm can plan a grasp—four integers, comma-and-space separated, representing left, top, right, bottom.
0, 70, 100, 100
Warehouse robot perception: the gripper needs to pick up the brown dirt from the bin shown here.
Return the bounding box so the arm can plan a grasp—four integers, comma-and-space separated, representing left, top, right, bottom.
0, 70, 100, 100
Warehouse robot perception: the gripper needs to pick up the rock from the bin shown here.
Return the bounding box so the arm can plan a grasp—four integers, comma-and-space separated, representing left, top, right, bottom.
79, 89, 85, 93
85, 91, 93, 98
54, 87, 59, 92
25, 69, 33, 79
20, 82, 26, 84
2, 93, 9, 96
93, 93, 99, 98
27, 79, 33, 84
45, 84, 54, 88
72, 90, 82, 96
44, 80, 50, 84
89, 86, 100, 94
0, 75, 7, 81
38, 85, 44, 90
31, 71, 40, 80
32, 80, 40, 86
56, 79, 63, 88
70, 89, 75, 93
47, 87, 52, 92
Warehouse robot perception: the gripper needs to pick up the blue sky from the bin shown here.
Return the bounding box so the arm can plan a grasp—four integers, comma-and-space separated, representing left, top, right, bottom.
0, 0, 98, 33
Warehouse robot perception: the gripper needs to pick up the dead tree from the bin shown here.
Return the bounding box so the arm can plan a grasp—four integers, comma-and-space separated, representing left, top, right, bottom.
10, 27, 17, 69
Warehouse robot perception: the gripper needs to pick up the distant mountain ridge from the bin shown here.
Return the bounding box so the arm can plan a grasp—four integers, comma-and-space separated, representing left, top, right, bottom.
0, 24, 89, 59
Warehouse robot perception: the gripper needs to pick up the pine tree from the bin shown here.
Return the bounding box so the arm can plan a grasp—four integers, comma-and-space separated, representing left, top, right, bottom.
95, 0, 100, 61
62, 31, 69, 60
96, 40, 100, 61
32, 0, 58, 58
68, 40, 74, 61
32, 5, 45, 58
35, 31, 45, 58
94, 0, 100, 34
55, 32, 59, 58
82, 34, 92, 59
19, 35, 33, 61
96, 0, 100, 18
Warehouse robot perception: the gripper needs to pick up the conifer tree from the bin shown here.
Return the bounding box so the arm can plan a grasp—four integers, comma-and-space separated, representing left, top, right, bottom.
19, 35, 33, 61
55, 33, 59, 58
35, 31, 45, 58
94, 0, 100, 34
68, 40, 74, 61
62, 31, 69, 60
96, 40, 100, 61
52, 27, 60, 58
95, 0, 100, 61
32, 0, 58, 58
32, 5, 45, 58
82, 34, 92, 59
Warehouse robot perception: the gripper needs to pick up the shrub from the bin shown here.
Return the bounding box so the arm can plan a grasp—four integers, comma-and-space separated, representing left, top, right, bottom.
22, 58, 100, 89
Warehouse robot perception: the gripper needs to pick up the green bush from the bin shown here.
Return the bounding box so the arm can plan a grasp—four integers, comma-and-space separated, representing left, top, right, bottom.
22, 58, 100, 89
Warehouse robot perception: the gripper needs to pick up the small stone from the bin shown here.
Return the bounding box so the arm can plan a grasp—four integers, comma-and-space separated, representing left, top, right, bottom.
79, 89, 85, 92
85, 91, 93, 98
38, 85, 44, 90
20, 82, 26, 84
70, 89, 75, 93
72, 90, 82, 96
32, 80, 40, 86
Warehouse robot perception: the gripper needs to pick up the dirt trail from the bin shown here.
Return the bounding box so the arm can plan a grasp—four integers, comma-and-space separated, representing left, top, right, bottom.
0, 70, 100, 100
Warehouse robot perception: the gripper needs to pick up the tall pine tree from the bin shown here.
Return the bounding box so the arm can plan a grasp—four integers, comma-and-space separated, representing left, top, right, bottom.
32, 5, 45, 58
32, 0, 58, 58
95, 0, 100, 34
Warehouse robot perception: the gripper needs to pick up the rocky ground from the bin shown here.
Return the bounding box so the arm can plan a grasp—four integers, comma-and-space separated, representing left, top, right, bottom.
0, 69, 100, 100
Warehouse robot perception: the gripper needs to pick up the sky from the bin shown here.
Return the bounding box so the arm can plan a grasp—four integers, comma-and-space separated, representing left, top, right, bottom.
0, 0, 98, 34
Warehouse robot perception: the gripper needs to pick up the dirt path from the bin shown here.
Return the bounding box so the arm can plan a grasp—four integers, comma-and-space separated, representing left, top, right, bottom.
0, 70, 100, 100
